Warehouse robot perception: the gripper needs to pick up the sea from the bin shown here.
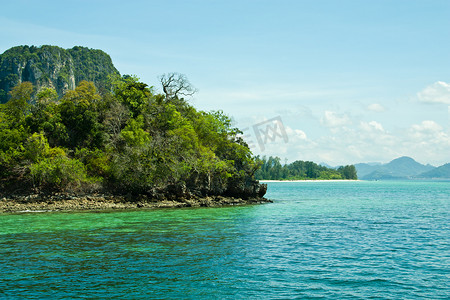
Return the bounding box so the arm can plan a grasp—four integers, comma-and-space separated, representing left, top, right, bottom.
0, 180, 449, 299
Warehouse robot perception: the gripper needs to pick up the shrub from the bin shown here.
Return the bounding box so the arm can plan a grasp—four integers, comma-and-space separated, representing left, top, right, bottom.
30, 155, 89, 191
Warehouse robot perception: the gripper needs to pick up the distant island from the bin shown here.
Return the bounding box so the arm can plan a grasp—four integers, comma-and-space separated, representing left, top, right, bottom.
254, 156, 358, 180
254, 155, 450, 181
355, 156, 450, 180
0, 45, 268, 212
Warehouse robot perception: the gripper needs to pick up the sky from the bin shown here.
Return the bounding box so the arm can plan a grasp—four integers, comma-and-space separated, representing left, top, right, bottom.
1, 0, 449, 166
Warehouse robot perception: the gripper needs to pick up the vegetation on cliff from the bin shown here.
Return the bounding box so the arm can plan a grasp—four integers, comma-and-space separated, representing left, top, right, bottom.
0, 45, 119, 103
255, 156, 357, 180
0, 75, 266, 201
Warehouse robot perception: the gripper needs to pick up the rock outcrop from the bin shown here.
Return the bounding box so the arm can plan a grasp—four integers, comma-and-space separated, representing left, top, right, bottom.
0, 192, 271, 213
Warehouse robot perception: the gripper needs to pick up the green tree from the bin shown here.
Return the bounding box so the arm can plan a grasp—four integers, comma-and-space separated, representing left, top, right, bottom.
36, 87, 58, 105
113, 75, 151, 117
120, 115, 150, 147
25, 86, 69, 146
30, 154, 89, 191
24, 132, 51, 163
338, 165, 358, 179
58, 81, 103, 148
4, 81, 33, 123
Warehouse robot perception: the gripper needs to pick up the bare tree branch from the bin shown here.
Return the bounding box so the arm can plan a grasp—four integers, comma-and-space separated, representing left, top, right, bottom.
159, 72, 197, 100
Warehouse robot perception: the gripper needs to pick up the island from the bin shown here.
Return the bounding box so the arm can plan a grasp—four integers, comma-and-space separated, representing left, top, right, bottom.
0, 45, 269, 212
254, 156, 358, 180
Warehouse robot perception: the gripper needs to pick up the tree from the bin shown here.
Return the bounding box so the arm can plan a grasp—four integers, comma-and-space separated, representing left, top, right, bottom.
102, 99, 130, 149
5, 81, 33, 123
30, 154, 89, 191
113, 75, 151, 117
24, 132, 51, 163
36, 87, 58, 105
58, 81, 103, 148
159, 73, 197, 100
338, 165, 358, 179
120, 115, 150, 147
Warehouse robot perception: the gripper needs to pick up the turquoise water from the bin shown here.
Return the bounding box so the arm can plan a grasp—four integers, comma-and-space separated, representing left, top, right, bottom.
0, 181, 449, 299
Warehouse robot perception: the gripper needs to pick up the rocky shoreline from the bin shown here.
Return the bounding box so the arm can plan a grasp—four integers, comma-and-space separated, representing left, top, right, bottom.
0, 193, 272, 213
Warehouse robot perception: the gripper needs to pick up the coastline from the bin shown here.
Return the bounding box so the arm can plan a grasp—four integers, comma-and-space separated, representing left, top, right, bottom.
0, 193, 271, 213
259, 179, 361, 182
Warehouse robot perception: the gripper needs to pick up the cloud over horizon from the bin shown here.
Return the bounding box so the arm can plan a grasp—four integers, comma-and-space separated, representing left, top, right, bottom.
247, 115, 449, 167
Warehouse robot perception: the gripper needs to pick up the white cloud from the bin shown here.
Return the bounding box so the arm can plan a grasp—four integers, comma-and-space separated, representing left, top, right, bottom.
321, 111, 352, 128
367, 103, 386, 112
407, 120, 448, 144
285, 126, 307, 140
411, 120, 443, 132
402, 121, 450, 163
417, 81, 450, 104
360, 121, 384, 132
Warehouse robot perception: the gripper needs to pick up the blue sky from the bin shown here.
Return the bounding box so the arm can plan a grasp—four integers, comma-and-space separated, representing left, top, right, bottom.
1, 0, 449, 166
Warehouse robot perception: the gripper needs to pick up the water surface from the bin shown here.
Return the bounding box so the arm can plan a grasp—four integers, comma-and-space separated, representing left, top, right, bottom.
1, 181, 449, 299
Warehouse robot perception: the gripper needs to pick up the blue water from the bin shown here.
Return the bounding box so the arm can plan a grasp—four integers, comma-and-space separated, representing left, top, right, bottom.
0, 181, 449, 299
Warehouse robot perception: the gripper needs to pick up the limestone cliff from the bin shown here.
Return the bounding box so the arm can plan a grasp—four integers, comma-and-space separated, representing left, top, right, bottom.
0, 45, 120, 103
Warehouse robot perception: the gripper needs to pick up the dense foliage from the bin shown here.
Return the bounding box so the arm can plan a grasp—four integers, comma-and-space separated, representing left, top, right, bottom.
254, 156, 358, 180
0, 78, 263, 199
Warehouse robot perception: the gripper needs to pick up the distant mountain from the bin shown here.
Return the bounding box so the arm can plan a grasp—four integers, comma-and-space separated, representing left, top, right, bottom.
319, 162, 334, 169
355, 156, 435, 180
0, 45, 120, 103
417, 163, 450, 179
384, 156, 435, 176
354, 163, 378, 178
